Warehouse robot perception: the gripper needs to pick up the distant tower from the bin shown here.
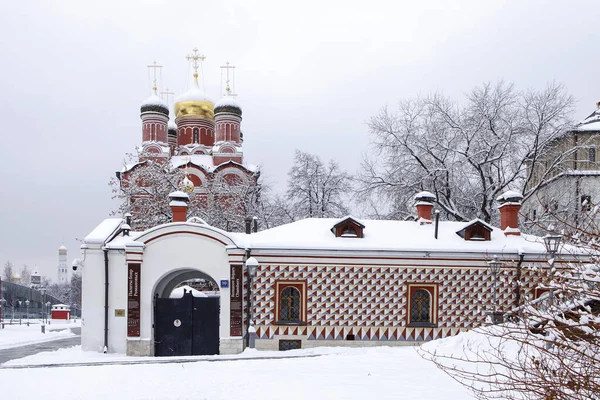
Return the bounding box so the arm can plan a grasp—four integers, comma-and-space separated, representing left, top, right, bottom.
58, 244, 68, 284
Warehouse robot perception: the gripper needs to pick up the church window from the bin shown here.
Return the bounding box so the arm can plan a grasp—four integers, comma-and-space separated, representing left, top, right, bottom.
406, 283, 438, 327
280, 287, 300, 322
411, 289, 430, 323
193, 128, 199, 143
274, 280, 306, 325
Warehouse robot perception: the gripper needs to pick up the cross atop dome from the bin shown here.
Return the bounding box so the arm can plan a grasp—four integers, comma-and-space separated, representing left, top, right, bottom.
220, 61, 237, 98
186, 48, 206, 86
147, 60, 163, 95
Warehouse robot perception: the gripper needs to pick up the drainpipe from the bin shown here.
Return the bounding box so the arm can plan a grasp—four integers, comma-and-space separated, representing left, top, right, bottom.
514, 252, 525, 308
434, 210, 440, 239
103, 248, 109, 353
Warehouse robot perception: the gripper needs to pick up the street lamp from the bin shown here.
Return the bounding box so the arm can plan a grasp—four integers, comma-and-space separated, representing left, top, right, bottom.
40, 287, 47, 324
543, 234, 562, 307
25, 299, 30, 326
45, 302, 51, 324
245, 256, 259, 348
487, 255, 503, 324
0, 298, 5, 326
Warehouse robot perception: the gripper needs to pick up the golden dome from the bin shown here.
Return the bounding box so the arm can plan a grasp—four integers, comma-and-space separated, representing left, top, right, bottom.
174, 80, 214, 120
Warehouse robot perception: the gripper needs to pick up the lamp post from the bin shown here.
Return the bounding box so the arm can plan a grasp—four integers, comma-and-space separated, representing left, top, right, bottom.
25, 299, 30, 326
40, 287, 46, 324
487, 255, 503, 324
245, 256, 259, 348
17, 300, 21, 325
46, 302, 51, 324
543, 234, 562, 307
0, 298, 5, 327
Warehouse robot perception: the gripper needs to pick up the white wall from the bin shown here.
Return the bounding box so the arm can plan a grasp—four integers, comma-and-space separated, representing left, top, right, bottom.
82, 224, 234, 355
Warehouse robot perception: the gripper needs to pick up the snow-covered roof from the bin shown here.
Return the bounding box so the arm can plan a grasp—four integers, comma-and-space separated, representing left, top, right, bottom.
58, 244, 67, 251
414, 191, 436, 200
332, 215, 365, 228
171, 154, 214, 170
574, 105, 600, 132
169, 285, 208, 298
141, 94, 168, 108
239, 218, 550, 255
175, 80, 213, 103
215, 95, 241, 109
496, 190, 523, 201
84, 218, 124, 245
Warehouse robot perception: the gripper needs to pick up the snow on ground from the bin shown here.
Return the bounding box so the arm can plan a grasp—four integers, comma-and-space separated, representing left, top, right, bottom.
0, 346, 472, 400
0, 320, 79, 350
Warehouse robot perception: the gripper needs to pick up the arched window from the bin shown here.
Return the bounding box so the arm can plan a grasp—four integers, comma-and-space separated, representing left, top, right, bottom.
279, 287, 301, 322
193, 128, 199, 143
410, 288, 431, 323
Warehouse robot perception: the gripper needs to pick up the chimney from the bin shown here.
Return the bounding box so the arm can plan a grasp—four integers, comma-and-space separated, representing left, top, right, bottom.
124, 212, 132, 226
414, 191, 436, 224
169, 191, 190, 223
497, 190, 523, 236
245, 216, 252, 234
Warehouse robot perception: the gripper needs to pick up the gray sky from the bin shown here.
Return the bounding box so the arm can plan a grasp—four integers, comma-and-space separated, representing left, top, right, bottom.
1, 0, 598, 281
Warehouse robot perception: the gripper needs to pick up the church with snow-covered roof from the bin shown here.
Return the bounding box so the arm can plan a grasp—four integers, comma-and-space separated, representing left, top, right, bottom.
117, 50, 257, 229
80, 189, 586, 357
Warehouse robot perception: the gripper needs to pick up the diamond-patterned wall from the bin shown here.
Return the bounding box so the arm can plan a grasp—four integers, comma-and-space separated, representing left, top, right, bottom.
252, 263, 543, 342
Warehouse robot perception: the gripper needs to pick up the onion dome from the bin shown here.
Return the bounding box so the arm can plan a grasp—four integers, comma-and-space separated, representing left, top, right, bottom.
181, 175, 195, 193
174, 79, 214, 120
141, 94, 169, 116
168, 119, 177, 134
215, 96, 242, 117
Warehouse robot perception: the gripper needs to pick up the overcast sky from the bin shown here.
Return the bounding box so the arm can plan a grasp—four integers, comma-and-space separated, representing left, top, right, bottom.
0, 0, 598, 281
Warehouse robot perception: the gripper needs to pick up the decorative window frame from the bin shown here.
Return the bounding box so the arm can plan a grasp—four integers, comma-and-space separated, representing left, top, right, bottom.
273, 279, 307, 325
405, 282, 439, 327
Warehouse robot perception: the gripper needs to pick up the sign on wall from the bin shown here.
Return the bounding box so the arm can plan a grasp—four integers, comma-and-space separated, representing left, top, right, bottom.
230, 265, 242, 336
127, 263, 141, 337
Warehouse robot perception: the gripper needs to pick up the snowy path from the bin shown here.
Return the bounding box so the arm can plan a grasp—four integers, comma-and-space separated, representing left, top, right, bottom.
0, 336, 81, 365
0, 346, 472, 399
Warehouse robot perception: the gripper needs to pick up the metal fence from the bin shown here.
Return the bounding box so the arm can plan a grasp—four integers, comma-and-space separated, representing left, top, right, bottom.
1, 280, 78, 321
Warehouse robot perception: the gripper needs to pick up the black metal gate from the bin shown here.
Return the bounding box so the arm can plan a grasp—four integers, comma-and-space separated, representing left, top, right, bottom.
154, 292, 220, 357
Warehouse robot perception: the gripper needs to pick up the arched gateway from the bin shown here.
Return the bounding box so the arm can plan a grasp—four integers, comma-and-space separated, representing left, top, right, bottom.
153, 269, 220, 356
81, 219, 246, 356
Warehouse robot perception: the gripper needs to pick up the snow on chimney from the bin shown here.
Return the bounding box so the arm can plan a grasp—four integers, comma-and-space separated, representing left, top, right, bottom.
169, 191, 190, 223
414, 191, 436, 225
497, 190, 523, 236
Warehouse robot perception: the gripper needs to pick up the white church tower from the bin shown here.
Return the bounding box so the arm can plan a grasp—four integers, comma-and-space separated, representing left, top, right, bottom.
58, 244, 68, 284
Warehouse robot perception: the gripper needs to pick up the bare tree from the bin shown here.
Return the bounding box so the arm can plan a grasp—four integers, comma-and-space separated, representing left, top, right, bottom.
419, 211, 600, 400
111, 152, 265, 232
286, 150, 352, 219
20, 264, 31, 286
3, 261, 14, 283
358, 81, 575, 223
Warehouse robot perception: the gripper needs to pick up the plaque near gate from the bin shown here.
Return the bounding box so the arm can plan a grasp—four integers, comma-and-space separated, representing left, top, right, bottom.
127, 263, 141, 337
230, 265, 243, 336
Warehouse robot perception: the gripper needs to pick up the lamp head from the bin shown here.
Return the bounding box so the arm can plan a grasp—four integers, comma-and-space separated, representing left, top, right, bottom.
245, 256, 259, 278
487, 255, 502, 275
543, 234, 562, 255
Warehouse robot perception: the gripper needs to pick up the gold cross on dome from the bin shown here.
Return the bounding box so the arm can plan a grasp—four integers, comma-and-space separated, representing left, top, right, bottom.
147, 60, 163, 94
220, 61, 237, 97
186, 48, 206, 82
